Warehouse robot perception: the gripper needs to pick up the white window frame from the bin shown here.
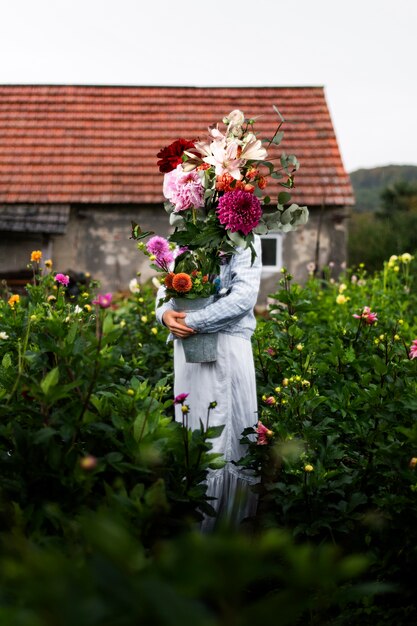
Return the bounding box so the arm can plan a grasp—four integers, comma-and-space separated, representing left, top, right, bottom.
260, 233, 284, 275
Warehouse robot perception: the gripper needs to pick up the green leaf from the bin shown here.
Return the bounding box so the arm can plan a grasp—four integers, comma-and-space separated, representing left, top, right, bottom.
33, 427, 57, 444
40, 366, 60, 395
278, 191, 292, 205
2, 353, 12, 369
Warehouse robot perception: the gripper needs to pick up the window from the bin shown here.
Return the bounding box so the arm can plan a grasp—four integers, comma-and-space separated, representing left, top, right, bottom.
260, 233, 283, 273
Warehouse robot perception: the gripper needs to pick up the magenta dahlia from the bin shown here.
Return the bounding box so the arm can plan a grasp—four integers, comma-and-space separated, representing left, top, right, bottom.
217, 190, 262, 235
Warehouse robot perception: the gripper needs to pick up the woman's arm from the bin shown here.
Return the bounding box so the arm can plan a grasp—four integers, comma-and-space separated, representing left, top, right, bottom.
184, 235, 262, 334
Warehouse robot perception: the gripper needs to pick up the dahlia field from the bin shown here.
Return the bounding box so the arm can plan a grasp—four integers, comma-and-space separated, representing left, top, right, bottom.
0, 253, 416, 625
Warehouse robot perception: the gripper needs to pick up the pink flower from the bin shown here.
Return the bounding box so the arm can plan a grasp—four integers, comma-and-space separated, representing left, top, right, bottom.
163, 165, 205, 212
146, 236, 174, 269
409, 340, 417, 360
174, 393, 189, 404
217, 190, 262, 235
55, 273, 70, 287
93, 293, 113, 308
146, 236, 170, 257
353, 306, 378, 325
256, 420, 273, 446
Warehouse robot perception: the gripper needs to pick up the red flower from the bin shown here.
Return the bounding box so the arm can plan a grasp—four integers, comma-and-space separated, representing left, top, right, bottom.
156, 138, 195, 173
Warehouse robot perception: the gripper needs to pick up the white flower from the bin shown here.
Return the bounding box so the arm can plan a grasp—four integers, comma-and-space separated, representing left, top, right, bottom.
226, 109, 245, 127
203, 140, 242, 180
0, 331, 9, 340
240, 133, 268, 161
129, 277, 141, 294
152, 277, 161, 289
74, 305, 83, 314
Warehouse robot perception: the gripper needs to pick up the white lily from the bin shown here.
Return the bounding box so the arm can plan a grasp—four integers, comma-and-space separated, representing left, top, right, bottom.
203, 140, 242, 180
240, 133, 268, 162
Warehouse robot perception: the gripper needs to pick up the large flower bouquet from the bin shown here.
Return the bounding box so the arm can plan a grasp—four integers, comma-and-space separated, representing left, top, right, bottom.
132, 108, 308, 302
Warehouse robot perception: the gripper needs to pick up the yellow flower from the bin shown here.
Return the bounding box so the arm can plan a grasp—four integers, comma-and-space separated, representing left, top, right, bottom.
84, 304, 92, 312
120, 320, 126, 328
138, 297, 144, 303
304, 464, 314, 472
8, 294, 20, 308
388, 255, 398, 267
379, 334, 385, 341
296, 343, 303, 351
399, 253, 413, 264
394, 334, 400, 341
141, 315, 148, 323
151, 327, 158, 335
181, 404, 189, 414
393, 266, 400, 273
44, 259, 53, 269
338, 283, 347, 293
274, 386, 281, 393
282, 378, 289, 387
30, 250, 42, 263
336, 294, 350, 305
47, 295, 56, 302
81, 292, 89, 298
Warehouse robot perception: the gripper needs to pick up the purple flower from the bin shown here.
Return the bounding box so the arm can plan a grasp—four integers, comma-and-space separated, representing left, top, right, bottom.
163, 165, 205, 212
92, 293, 113, 308
217, 190, 262, 235
146, 236, 170, 257
174, 393, 189, 404
55, 273, 70, 287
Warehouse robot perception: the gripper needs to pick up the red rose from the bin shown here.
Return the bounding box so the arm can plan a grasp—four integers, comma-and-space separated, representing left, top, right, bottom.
156, 138, 195, 173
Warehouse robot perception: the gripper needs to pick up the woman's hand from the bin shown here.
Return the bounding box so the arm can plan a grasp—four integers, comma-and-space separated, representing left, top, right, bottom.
162, 310, 196, 338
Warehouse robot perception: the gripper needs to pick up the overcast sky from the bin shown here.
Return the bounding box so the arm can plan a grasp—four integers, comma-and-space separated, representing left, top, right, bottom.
1, 0, 416, 173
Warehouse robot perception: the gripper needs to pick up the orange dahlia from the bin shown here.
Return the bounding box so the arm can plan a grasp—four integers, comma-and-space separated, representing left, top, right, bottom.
172, 273, 192, 293
30, 250, 42, 263
164, 272, 175, 289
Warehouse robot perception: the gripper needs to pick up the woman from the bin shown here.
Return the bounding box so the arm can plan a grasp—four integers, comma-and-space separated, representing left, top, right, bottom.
156, 235, 262, 530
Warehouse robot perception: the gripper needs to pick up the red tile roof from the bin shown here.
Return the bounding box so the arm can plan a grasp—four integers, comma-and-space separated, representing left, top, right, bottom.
0, 85, 354, 206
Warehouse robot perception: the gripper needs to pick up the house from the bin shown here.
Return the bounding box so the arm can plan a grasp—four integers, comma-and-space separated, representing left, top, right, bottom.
0, 85, 354, 298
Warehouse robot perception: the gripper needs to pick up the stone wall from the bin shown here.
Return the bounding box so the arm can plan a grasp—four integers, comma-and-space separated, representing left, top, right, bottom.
1, 203, 348, 303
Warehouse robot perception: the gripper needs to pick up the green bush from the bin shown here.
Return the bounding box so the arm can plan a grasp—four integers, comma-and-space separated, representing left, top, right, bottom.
247, 256, 417, 622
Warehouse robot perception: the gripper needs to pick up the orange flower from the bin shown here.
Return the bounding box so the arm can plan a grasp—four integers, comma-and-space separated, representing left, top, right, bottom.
8, 294, 20, 308
202, 275, 208, 283
246, 167, 259, 180
258, 176, 267, 190
172, 273, 193, 293
244, 183, 255, 193
30, 250, 42, 263
164, 272, 175, 289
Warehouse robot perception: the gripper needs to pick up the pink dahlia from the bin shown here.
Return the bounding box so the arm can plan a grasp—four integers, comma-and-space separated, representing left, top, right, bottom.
217, 190, 262, 235
146, 236, 170, 257
55, 273, 70, 287
256, 420, 273, 446
163, 165, 205, 212
409, 339, 417, 360
92, 293, 113, 308
174, 393, 189, 404
353, 306, 378, 325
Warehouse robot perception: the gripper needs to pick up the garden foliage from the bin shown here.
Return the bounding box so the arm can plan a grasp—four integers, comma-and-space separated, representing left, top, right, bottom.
0, 253, 417, 624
